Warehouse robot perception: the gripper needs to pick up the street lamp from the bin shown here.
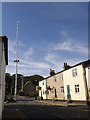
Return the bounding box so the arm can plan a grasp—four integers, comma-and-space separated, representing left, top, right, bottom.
14, 21, 20, 101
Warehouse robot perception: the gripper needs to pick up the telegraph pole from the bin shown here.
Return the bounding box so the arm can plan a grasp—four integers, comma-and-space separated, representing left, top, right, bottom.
14, 21, 20, 100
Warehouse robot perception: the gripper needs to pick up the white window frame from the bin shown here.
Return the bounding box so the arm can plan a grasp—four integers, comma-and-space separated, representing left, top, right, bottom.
61, 86, 64, 94
75, 84, 80, 93
60, 73, 63, 80
72, 68, 78, 77
46, 79, 48, 85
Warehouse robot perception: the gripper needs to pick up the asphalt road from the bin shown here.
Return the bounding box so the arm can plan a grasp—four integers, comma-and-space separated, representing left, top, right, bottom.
2, 96, 90, 120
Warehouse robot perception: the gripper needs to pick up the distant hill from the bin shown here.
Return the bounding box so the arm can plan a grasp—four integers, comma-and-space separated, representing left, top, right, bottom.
5, 73, 44, 95
23, 75, 44, 87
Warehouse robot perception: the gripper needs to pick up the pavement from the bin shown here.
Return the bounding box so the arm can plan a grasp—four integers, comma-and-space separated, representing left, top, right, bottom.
16, 95, 89, 107
36, 99, 89, 108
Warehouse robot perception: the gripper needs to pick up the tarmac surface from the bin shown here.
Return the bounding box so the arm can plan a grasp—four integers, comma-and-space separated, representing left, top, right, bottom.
2, 96, 90, 120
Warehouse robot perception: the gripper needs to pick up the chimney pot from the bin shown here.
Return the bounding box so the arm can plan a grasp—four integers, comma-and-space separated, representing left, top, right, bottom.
66, 63, 67, 66
63, 63, 66, 70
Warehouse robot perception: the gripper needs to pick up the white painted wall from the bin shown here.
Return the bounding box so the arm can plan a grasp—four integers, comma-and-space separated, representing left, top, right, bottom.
2, 44, 6, 111
0, 41, 2, 120
63, 65, 86, 101
86, 67, 90, 100
39, 80, 46, 99
0, 41, 6, 120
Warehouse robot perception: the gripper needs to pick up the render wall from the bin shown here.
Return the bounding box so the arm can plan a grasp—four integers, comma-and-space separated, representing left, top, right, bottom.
86, 67, 90, 100
46, 73, 65, 100
39, 80, 46, 99
0, 41, 2, 120
2, 43, 6, 110
63, 65, 86, 101
0, 42, 6, 120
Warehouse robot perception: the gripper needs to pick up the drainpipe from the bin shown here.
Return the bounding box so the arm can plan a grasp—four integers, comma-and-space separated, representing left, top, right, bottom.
82, 63, 89, 101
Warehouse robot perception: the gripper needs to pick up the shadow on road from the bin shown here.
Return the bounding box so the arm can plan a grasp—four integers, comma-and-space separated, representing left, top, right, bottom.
2, 96, 89, 119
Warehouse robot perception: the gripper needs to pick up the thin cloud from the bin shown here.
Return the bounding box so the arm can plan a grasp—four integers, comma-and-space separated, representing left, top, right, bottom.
24, 48, 34, 59
8, 39, 26, 55
20, 59, 51, 69
8, 39, 16, 54
50, 40, 88, 55
44, 53, 58, 65
7, 59, 51, 76
8, 57, 51, 70
60, 31, 67, 36
44, 52, 86, 73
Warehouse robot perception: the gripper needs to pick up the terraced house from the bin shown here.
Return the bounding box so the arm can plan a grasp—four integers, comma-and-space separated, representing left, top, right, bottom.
38, 60, 90, 103
0, 36, 8, 120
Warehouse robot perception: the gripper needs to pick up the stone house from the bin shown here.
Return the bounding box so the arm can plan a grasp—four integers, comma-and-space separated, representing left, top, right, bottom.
23, 81, 35, 97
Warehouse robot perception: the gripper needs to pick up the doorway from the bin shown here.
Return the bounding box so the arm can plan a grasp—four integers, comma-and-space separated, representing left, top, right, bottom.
67, 85, 71, 99
54, 88, 57, 98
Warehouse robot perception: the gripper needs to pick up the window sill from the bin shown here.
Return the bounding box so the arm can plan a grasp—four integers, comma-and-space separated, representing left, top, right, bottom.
75, 92, 80, 94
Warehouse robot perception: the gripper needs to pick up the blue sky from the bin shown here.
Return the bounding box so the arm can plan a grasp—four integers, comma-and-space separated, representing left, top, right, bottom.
2, 2, 88, 77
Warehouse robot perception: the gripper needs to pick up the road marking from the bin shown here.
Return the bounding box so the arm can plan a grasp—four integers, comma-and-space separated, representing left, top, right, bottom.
50, 113, 66, 119
16, 109, 30, 120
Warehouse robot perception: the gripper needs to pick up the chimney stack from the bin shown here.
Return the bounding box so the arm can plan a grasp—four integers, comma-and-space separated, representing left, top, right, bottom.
63, 63, 66, 70
49, 69, 55, 76
66, 63, 67, 67
63, 62, 71, 70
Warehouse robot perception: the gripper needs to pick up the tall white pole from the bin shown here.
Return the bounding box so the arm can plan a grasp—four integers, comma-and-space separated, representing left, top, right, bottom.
14, 21, 19, 100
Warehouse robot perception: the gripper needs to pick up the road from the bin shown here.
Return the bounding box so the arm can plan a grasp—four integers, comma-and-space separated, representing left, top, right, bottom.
2, 96, 90, 119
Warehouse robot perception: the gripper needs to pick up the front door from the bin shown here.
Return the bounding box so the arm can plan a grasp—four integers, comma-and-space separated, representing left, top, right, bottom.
55, 88, 57, 98
67, 85, 71, 99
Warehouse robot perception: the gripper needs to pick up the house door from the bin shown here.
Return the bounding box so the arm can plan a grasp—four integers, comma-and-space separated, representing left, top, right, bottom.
55, 88, 57, 98
67, 85, 71, 99
41, 90, 42, 97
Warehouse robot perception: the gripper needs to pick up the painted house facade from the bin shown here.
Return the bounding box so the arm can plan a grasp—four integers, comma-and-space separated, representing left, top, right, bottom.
86, 66, 90, 100
63, 60, 90, 101
39, 69, 65, 100
39, 79, 47, 99
0, 36, 8, 120
38, 60, 90, 102
45, 72, 65, 100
